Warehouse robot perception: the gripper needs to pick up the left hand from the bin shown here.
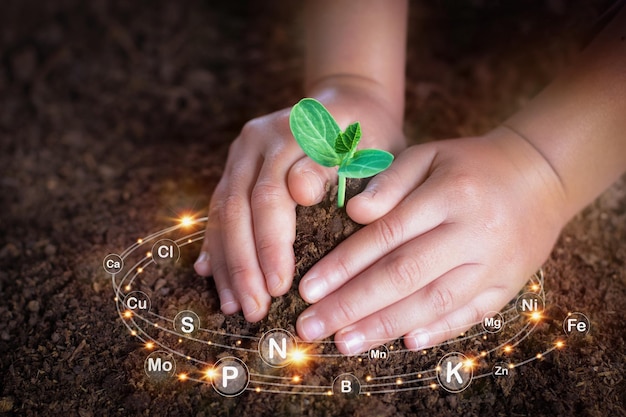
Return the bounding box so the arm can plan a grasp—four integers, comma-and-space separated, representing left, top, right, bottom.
295, 127, 567, 355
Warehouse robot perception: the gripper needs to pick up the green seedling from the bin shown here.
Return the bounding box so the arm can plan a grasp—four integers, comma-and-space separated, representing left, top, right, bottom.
289, 98, 394, 207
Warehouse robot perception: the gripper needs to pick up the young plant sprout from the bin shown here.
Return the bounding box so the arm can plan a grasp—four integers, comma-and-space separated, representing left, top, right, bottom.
289, 98, 394, 207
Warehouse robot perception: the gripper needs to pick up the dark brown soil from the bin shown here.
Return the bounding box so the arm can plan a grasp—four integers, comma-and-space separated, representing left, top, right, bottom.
1, 1, 624, 416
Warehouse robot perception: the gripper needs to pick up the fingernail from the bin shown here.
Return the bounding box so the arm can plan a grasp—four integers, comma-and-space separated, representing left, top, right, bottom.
241, 296, 260, 319
301, 275, 327, 303
408, 330, 430, 350
298, 312, 324, 341
267, 273, 283, 295
339, 329, 365, 355
219, 289, 240, 314
195, 251, 209, 266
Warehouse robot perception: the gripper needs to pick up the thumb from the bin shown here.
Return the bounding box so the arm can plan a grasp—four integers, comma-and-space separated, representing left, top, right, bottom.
347, 146, 435, 224
288, 157, 337, 206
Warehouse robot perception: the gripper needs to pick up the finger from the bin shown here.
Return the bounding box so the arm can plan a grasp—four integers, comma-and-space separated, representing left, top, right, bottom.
330, 263, 485, 355
296, 223, 470, 343
403, 288, 511, 351
299, 176, 449, 304
251, 156, 298, 297
210, 152, 271, 322
194, 240, 212, 277
347, 145, 437, 225
202, 182, 241, 315
287, 156, 337, 206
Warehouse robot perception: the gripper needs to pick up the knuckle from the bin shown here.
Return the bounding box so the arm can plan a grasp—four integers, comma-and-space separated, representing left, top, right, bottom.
385, 254, 421, 294
251, 181, 285, 208
428, 285, 455, 316
374, 216, 404, 251
334, 297, 359, 325
449, 172, 484, 206
218, 193, 247, 225
376, 313, 401, 340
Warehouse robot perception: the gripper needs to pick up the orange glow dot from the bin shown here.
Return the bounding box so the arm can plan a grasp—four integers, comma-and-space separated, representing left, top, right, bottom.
292, 376, 301, 383
137, 238, 143, 244
396, 378, 403, 385
556, 341, 565, 349
146, 252, 152, 258
430, 383, 438, 390
365, 376, 372, 382
145, 342, 154, 350
530, 311, 542, 321
504, 345, 513, 353
123, 310, 133, 319
180, 216, 194, 227
178, 373, 188, 381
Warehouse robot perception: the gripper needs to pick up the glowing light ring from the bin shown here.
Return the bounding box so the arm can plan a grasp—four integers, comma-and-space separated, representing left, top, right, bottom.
108, 218, 567, 395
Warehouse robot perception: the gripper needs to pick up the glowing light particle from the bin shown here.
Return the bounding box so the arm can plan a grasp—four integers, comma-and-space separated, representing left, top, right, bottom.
530, 311, 542, 321
292, 376, 301, 383
123, 310, 133, 319
536, 353, 543, 359
504, 345, 513, 353
145, 342, 154, 350
430, 383, 438, 390
365, 376, 372, 382
290, 349, 307, 364
555, 341, 565, 349
180, 216, 194, 227
137, 238, 143, 244
396, 378, 403, 385
178, 373, 188, 381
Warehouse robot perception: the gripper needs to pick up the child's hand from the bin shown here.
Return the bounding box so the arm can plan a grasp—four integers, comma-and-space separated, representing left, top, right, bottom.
296, 127, 568, 354
194, 83, 405, 322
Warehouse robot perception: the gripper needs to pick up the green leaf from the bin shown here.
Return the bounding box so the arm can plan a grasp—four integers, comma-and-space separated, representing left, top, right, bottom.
289, 98, 341, 167
334, 122, 361, 154
338, 149, 394, 178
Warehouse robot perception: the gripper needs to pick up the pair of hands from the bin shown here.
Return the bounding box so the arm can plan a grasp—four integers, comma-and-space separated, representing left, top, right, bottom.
194, 86, 566, 355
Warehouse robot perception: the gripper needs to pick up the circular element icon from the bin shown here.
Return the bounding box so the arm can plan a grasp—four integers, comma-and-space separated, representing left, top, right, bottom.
367, 345, 390, 361
332, 373, 361, 397
144, 351, 176, 381
103, 253, 124, 275
211, 357, 250, 397
151, 239, 180, 265
492, 362, 514, 379
258, 329, 297, 367
173, 310, 201, 336
125, 291, 151, 312
515, 292, 545, 316
436, 352, 473, 393
482, 311, 505, 333
563, 312, 590, 336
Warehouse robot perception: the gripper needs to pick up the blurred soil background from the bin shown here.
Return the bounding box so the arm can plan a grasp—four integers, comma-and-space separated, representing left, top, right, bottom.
0, 1, 624, 416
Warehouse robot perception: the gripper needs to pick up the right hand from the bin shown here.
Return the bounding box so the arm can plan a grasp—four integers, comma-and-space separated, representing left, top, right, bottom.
194, 81, 406, 322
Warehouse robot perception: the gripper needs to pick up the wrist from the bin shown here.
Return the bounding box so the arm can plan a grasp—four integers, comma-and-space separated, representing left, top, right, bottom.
305, 74, 405, 127
486, 125, 570, 229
